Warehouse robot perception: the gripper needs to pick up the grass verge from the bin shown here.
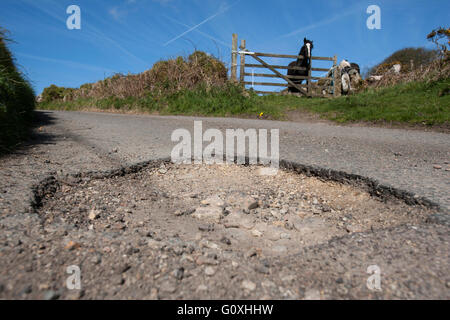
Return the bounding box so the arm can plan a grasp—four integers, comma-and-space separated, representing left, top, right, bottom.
39, 79, 449, 127
286, 78, 450, 125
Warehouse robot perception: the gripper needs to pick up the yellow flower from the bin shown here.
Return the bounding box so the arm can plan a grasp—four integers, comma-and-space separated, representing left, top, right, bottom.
259, 112, 264, 117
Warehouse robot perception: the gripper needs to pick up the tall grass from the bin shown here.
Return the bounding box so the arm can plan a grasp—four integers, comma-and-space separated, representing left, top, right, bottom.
0, 28, 35, 154
39, 83, 285, 119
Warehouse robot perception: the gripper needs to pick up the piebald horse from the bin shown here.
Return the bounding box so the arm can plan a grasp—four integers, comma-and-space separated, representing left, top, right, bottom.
287, 38, 313, 93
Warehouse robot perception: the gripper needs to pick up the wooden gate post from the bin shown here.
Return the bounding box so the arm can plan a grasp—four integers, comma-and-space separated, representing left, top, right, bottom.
333, 55, 337, 97
307, 61, 312, 97
231, 34, 238, 82
239, 39, 246, 83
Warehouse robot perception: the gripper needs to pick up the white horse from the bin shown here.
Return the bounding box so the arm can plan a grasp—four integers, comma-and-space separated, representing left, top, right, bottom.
339, 59, 361, 95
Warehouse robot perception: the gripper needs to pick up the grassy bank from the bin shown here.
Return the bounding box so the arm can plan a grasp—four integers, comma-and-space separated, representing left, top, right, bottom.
0, 29, 35, 154
39, 78, 449, 127
280, 78, 450, 125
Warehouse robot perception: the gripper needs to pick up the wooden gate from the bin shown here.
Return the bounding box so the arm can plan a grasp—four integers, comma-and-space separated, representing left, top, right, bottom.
231, 34, 338, 97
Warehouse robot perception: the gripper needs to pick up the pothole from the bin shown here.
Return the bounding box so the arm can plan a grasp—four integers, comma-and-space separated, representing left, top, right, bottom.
37, 162, 434, 257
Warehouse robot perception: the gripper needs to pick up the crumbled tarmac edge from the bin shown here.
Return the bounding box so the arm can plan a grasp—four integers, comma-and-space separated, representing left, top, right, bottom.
29, 157, 448, 226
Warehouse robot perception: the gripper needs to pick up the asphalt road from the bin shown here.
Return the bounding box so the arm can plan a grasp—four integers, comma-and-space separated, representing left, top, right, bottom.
0, 110, 448, 300
39, 110, 450, 211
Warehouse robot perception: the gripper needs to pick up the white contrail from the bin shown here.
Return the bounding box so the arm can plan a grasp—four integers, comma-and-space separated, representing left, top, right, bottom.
281, 6, 361, 38
163, 15, 231, 48
163, 0, 241, 46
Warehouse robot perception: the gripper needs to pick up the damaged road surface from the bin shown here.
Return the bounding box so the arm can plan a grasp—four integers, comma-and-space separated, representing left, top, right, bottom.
0, 111, 448, 299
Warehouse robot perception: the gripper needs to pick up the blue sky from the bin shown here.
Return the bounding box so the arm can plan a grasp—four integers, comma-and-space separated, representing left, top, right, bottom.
0, 0, 448, 94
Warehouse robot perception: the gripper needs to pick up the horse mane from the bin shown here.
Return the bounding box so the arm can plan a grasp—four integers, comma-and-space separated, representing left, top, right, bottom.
298, 46, 306, 62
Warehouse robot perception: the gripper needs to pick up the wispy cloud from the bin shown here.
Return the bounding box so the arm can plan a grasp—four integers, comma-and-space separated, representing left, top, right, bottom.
16, 52, 116, 74
163, 0, 241, 46
152, 0, 172, 5
281, 6, 361, 38
84, 26, 148, 67
108, 7, 122, 21
108, 0, 139, 22
22, 0, 66, 24
20, 0, 147, 67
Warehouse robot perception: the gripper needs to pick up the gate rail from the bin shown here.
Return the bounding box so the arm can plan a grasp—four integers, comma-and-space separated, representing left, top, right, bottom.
231, 34, 338, 97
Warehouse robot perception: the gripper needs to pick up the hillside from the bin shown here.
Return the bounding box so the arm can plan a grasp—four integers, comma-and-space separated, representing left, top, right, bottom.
366, 47, 439, 76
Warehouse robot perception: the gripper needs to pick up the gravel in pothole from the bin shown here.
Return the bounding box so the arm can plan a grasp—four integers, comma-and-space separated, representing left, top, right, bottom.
37, 162, 433, 257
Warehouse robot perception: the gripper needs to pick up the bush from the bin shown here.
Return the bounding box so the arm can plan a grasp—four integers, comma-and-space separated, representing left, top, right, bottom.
427, 26, 450, 59
40, 50, 229, 103
41, 84, 65, 102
